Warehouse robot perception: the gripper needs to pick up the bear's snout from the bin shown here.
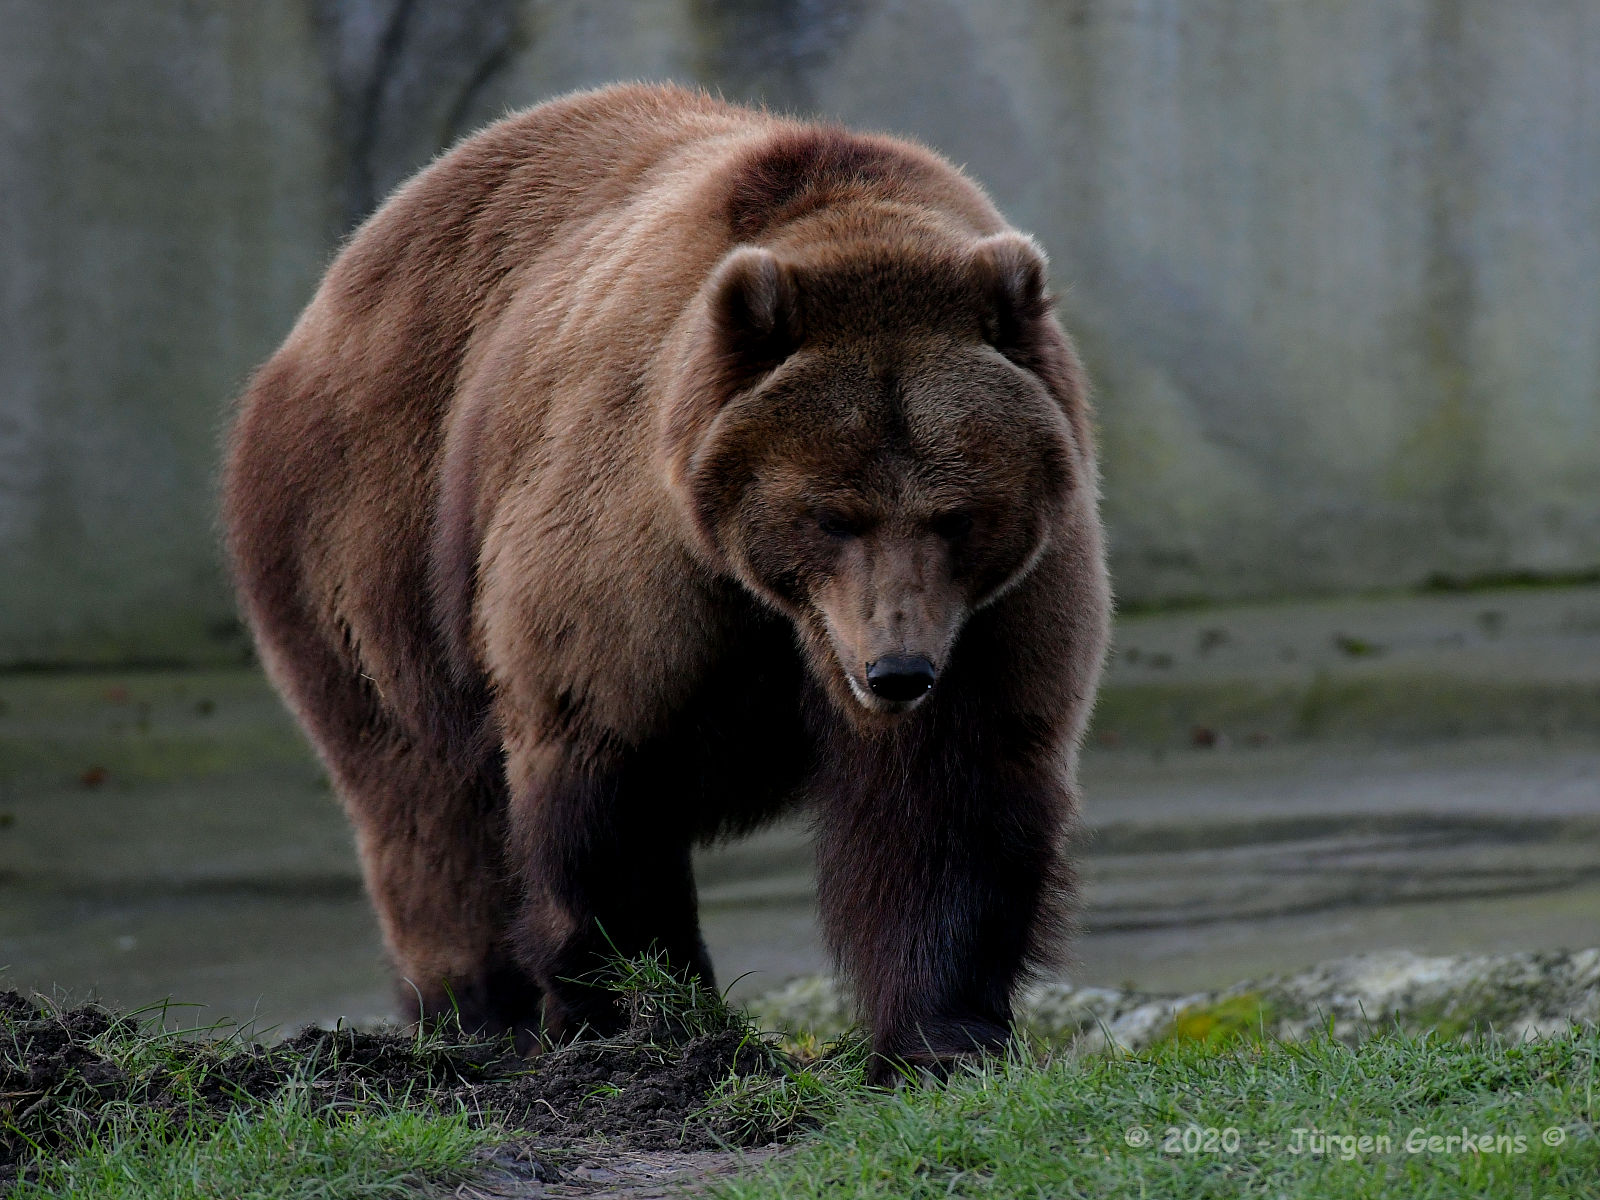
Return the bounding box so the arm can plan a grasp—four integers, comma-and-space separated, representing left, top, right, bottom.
865, 654, 937, 703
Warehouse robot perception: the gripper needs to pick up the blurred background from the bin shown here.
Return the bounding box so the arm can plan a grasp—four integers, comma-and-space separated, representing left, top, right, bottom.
2, 1, 1597, 1031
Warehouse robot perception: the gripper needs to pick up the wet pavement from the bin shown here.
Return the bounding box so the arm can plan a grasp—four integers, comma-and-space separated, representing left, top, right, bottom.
2, 585, 1597, 1032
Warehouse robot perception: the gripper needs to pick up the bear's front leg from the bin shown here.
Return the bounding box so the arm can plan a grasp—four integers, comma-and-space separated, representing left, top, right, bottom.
502, 738, 715, 1041
814, 714, 1071, 1085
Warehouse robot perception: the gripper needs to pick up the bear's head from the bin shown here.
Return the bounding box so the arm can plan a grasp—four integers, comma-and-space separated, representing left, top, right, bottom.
665, 220, 1085, 727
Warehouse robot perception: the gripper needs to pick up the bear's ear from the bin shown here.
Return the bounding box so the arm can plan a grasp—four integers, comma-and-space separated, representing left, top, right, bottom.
973, 233, 1052, 356
707, 246, 802, 377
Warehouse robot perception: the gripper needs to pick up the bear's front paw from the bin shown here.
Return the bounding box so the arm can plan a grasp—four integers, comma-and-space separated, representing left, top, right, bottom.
868, 1015, 1011, 1087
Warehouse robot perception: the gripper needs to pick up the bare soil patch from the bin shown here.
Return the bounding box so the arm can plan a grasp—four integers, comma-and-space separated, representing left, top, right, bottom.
0, 983, 801, 1193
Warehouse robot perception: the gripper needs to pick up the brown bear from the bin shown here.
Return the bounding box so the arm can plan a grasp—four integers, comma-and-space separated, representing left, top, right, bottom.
223, 83, 1109, 1081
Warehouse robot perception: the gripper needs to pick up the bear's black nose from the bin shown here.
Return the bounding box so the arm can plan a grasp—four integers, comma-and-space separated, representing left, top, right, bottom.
865, 655, 937, 702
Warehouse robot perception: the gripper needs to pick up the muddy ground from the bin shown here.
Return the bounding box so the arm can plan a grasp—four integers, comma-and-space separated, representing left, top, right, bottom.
0, 984, 804, 1197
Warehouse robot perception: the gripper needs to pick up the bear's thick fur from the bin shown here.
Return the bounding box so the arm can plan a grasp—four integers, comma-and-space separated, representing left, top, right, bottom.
223, 83, 1109, 1079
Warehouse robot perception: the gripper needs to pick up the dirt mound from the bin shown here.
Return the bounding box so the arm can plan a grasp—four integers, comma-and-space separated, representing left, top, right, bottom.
2, 998, 145, 1170
465, 1022, 773, 1150
0, 980, 801, 1186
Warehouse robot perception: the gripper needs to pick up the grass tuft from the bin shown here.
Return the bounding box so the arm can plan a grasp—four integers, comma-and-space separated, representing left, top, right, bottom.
597, 949, 873, 1146
699, 1031, 871, 1145
603, 950, 747, 1043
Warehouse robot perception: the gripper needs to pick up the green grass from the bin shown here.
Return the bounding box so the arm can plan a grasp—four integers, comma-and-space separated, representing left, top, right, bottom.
11, 1098, 490, 1200
12, 961, 1597, 1199
0, 997, 499, 1200
700, 1028, 871, 1145
711, 1026, 1600, 1199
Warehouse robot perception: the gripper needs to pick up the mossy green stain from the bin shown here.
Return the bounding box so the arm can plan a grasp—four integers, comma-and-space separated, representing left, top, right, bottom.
1159, 992, 1277, 1049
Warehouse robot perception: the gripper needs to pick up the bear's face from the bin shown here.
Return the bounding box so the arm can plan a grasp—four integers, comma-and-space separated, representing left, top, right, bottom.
671, 232, 1079, 725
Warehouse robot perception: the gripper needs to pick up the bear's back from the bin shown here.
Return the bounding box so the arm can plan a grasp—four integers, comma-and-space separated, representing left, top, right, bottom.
224, 86, 752, 740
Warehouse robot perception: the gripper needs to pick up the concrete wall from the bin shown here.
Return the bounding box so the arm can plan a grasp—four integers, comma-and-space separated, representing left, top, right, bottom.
3, 0, 1598, 664
0, 3, 340, 664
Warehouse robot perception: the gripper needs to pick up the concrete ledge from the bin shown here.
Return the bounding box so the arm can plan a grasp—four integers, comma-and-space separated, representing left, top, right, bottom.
1095, 584, 1600, 748
745, 948, 1600, 1050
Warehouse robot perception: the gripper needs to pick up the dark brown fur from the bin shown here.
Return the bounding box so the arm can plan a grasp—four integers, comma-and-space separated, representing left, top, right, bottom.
222, 83, 1110, 1082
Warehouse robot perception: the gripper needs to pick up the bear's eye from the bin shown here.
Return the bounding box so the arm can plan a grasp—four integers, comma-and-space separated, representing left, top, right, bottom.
930, 510, 974, 540
815, 511, 863, 540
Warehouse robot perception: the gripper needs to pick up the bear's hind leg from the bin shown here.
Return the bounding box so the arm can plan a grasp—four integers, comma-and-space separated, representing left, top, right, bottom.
339, 741, 544, 1042
250, 610, 542, 1041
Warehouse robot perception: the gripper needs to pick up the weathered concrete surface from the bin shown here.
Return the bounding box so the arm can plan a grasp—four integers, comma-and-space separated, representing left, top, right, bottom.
749, 948, 1600, 1048
1095, 582, 1600, 745
0, 3, 340, 665
310, 0, 522, 228
3, 1, 1599, 663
